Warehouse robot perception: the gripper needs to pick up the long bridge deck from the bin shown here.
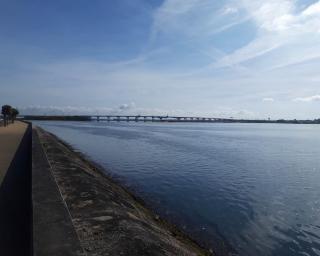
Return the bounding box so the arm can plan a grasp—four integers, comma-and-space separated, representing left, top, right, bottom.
93, 115, 231, 122
22, 115, 237, 122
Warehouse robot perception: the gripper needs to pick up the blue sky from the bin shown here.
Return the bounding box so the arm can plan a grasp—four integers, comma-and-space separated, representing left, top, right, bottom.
0, 0, 320, 119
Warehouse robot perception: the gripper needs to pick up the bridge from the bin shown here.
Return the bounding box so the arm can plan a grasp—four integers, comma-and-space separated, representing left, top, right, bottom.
21, 115, 234, 122
92, 115, 231, 122
20, 115, 320, 124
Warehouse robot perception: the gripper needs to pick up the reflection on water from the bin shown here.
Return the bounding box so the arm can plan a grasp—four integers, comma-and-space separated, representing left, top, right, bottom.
35, 121, 320, 256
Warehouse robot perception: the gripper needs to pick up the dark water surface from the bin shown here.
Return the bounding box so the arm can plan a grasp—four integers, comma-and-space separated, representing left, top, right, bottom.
35, 121, 320, 256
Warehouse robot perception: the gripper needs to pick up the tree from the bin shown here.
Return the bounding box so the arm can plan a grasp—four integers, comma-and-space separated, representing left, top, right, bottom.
1, 105, 12, 127
10, 108, 19, 123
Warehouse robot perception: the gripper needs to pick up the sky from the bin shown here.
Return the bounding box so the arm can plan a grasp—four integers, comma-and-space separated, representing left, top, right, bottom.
0, 0, 320, 119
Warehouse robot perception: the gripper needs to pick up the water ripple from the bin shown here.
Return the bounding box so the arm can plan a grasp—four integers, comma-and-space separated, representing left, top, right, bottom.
35, 121, 320, 256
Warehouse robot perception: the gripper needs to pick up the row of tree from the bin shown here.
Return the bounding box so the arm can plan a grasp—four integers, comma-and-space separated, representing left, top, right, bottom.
1, 105, 19, 127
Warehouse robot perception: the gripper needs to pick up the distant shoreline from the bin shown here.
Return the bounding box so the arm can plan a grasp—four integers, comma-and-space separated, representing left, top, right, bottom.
23, 115, 320, 124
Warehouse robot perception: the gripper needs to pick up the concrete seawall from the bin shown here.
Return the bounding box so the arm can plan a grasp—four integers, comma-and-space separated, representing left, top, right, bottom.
32, 128, 85, 255
32, 127, 213, 256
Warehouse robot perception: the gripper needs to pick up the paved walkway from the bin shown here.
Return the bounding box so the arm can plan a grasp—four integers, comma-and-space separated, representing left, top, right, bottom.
0, 121, 28, 184
0, 121, 31, 255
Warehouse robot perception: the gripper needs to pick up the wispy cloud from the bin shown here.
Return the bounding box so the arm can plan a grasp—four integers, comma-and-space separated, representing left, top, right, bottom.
1, 0, 320, 119
221, 6, 239, 15
151, 0, 247, 39
293, 95, 320, 102
302, 1, 320, 17
215, 0, 320, 69
262, 98, 274, 102
20, 104, 256, 118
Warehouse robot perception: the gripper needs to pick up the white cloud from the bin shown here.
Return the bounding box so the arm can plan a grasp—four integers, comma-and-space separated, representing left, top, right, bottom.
293, 95, 320, 102
150, 0, 320, 74
18, 101, 260, 119
302, 1, 320, 16
221, 6, 239, 15
215, 35, 283, 68
19, 106, 113, 115
244, 0, 295, 32
262, 97, 274, 102
3, 0, 320, 120
215, 0, 320, 69
151, 0, 247, 39
119, 102, 136, 111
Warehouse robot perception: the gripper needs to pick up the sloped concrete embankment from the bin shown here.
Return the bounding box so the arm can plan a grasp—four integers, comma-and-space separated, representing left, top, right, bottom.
33, 126, 212, 256
32, 128, 85, 255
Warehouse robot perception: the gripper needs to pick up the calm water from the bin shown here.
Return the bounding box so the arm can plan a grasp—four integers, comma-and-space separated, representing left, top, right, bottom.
35, 121, 320, 256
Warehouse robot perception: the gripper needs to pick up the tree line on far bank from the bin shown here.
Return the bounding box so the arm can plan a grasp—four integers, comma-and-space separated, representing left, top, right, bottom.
1, 105, 19, 127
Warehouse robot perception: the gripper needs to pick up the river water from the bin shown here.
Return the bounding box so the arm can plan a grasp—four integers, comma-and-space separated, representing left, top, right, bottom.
35, 121, 320, 256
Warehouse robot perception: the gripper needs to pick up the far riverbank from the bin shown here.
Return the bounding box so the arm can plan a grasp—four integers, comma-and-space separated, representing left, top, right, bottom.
23, 115, 320, 124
